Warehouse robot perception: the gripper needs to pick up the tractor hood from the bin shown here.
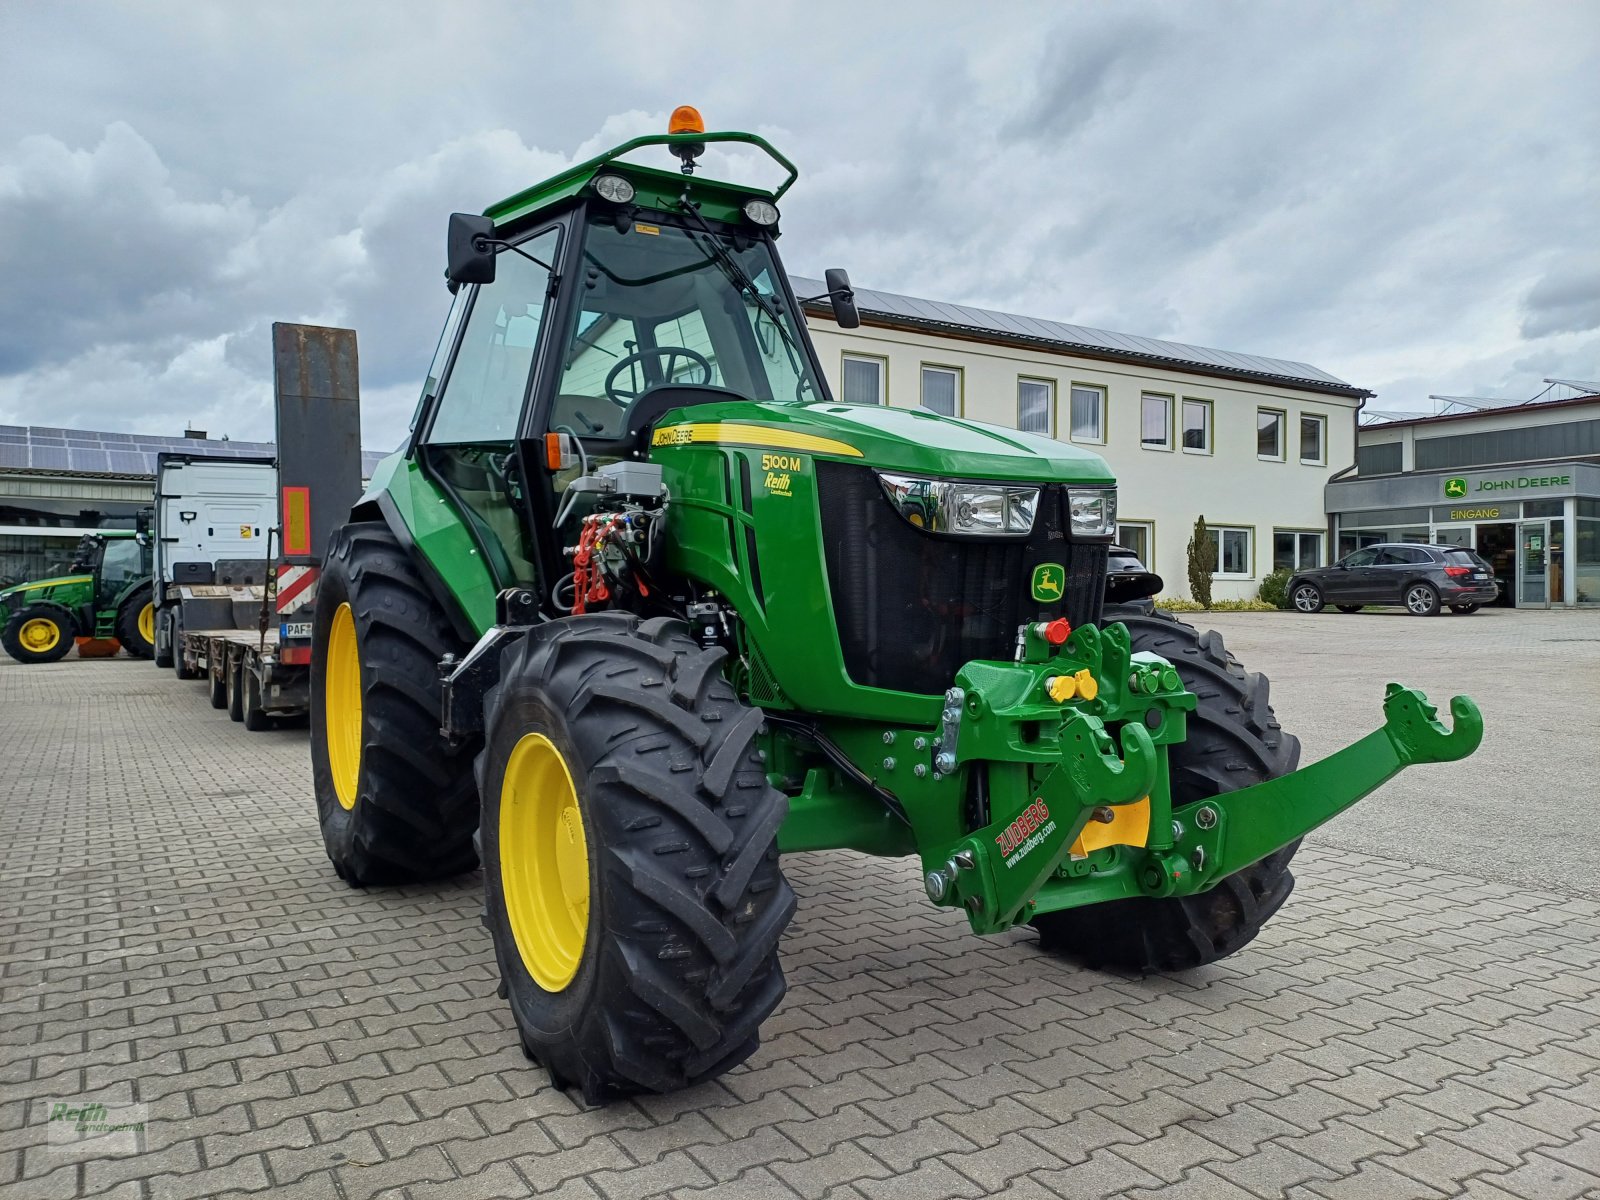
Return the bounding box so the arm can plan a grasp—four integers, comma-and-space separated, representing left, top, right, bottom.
0, 574, 89, 604
650, 400, 1115, 485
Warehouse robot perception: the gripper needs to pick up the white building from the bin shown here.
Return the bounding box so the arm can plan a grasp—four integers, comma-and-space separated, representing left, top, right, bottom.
795, 278, 1370, 601
1328, 388, 1600, 607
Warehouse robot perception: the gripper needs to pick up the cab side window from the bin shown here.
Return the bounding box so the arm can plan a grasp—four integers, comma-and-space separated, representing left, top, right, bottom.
1343, 549, 1378, 567
427, 228, 560, 445
99, 540, 143, 594
423, 226, 562, 586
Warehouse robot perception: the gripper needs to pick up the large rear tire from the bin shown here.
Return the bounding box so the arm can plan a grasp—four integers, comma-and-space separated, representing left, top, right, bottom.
1029, 606, 1302, 972
115, 585, 156, 659
310, 522, 478, 885
480, 614, 795, 1104
1, 603, 78, 665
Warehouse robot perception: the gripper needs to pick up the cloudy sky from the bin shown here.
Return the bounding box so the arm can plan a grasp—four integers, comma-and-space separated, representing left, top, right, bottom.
0, 1, 1595, 448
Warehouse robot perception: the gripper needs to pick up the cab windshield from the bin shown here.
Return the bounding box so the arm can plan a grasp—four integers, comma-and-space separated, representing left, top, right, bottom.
551, 212, 822, 440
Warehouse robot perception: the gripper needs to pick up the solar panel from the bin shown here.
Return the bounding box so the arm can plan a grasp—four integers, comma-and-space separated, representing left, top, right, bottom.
789, 275, 1359, 392
0, 424, 394, 481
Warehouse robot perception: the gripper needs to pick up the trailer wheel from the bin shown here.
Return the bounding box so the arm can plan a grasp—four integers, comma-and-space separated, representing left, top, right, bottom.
310, 522, 478, 885
226, 649, 245, 722
208, 658, 228, 708
173, 609, 199, 679
480, 614, 795, 1104
242, 662, 271, 731
1029, 606, 1302, 972
154, 609, 174, 668
1, 603, 78, 665
115, 585, 156, 659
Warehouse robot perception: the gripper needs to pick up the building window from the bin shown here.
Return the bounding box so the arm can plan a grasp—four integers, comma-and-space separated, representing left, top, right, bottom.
1356, 441, 1402, 476
1117, 521, 1153, 565
1257, 408, 1285, 460
1208, 525, 1253, 577
1141, 394, 1172, 450
841, 354, 885, 406
1069, 384, 1105, 443
1273, 529, 1323, 571
1182, 398, 1212, 453
1017, 378, 1054, 434
920, 365, 961, 417
1300, 413, 1327, 465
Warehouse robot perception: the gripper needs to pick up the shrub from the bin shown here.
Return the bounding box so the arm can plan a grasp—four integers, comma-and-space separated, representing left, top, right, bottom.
1258, 567, 1293, 610
1186, 516, 1216, 608
1155, 597, 1277, 613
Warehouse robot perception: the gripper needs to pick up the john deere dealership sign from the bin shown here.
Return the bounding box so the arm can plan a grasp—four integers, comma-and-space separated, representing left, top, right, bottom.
1444, 472, 1571, 497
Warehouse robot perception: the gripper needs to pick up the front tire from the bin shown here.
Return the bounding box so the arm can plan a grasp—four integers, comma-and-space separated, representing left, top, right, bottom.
1405, 583, 1441, 616
481, 614, 795, 1104
154, 608, 174, 668
310, 522, 478, 885
115, 585, 156, 659
1290, 582, 1324, 613
1, 603, 78, 664
1030, 606, 1302, 972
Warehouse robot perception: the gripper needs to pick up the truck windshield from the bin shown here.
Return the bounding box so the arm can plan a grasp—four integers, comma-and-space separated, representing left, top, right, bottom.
551, 212, 822, 440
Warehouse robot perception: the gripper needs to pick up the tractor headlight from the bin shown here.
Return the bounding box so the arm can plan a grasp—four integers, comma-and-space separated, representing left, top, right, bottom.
1067, 487, 1117, 538
593, 174, 635, 203
877, 473, 1039, 538
742, 199, 780, 227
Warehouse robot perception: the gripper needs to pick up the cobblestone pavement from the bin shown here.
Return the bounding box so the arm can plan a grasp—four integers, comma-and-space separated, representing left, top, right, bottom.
4, 618, 1600, 1200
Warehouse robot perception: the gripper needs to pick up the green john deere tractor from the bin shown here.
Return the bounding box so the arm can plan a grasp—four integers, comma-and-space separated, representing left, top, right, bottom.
308, 108, 1482, 1104
0, 530, 155, 664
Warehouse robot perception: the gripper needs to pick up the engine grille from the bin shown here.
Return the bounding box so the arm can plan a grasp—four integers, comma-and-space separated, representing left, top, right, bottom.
817, 462, 1107, 695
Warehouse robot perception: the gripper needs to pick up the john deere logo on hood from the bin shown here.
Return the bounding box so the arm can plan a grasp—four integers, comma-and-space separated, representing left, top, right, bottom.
1444, 477, 1468, 499
1031, 563, 1066, 602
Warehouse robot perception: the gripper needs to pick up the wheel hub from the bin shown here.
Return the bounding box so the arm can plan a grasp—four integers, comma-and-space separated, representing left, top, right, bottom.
324, 602, 363, 810
19, 618, 60, 653
138, 602, 155, 643
500, 733, 590, 992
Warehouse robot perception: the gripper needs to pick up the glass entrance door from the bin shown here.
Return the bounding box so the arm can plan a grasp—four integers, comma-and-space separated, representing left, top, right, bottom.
1518, 521, 1549, 608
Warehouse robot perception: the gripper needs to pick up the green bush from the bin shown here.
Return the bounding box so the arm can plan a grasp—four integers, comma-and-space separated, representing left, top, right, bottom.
1258, 567, 1293, 610
1154, 597, 1278, 613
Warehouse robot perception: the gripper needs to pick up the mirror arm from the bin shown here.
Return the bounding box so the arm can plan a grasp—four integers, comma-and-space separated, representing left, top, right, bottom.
474, 237, 557, 275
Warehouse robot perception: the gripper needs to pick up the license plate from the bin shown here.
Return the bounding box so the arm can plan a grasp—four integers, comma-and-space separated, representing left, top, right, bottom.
282, 622, 313, 640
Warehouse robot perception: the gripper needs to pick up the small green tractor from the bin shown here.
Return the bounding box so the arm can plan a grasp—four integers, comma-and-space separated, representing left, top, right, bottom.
0, 530, 155, 664
308, 109, 1482, 1104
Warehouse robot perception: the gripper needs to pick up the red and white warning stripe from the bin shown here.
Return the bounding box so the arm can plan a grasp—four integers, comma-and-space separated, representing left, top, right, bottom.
276, 565, 319, 615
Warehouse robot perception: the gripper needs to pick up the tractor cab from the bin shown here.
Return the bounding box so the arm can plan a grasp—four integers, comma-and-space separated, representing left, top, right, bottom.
69, 531, 151, 607
397, 107, 855, 608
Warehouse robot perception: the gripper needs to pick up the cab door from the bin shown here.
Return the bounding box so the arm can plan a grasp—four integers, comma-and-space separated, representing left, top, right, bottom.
96, 538, 145, 608
418, 224, 564, 589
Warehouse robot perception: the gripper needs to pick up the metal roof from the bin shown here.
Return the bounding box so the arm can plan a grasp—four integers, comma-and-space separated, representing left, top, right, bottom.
0, 425, 391, 479
790, 275, 1369, 398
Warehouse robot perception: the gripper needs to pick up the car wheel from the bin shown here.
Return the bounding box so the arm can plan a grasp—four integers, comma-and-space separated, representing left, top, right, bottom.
1405, 583, 1441, 616
1335, 604, 1363, 614
1450, 603, 1479, 614
1290, 582, 1324, 613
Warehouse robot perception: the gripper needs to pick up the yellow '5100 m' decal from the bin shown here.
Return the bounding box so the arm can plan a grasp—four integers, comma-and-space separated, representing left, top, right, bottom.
651, 423, 863, 458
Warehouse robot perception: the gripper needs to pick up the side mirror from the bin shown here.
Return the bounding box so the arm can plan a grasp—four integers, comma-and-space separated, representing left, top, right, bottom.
824, 268, 861, 329
447, 213, 497, 286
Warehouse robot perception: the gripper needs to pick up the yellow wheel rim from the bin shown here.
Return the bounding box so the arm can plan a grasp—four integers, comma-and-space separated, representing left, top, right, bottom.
500, 733, 590, 991
19, 618, 61, 653
138, 602, 155, 643
324, 602, 363, 811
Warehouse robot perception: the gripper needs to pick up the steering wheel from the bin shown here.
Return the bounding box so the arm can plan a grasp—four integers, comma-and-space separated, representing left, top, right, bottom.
604, 346, 713, 405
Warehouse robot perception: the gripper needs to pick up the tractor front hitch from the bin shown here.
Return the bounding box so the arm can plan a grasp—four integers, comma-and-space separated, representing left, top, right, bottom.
919, 621, 1483, 936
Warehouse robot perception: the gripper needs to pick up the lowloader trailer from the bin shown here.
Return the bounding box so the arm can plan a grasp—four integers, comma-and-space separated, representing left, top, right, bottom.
170, 323, 363, 729
303, 109, 1483, 1104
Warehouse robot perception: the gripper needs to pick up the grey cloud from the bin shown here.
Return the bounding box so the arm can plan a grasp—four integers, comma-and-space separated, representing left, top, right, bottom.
1521, 260, 1600, 339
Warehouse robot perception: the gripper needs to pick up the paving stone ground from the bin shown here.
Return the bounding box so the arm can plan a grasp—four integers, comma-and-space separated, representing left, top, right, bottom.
3, 611, 1600, 1200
